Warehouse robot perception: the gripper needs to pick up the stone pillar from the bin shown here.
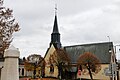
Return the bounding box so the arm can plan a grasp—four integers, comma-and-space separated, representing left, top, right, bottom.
1, 45, 20, 80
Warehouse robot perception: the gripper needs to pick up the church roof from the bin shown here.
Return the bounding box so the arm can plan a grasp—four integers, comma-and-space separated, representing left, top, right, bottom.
64, 42, 113, 64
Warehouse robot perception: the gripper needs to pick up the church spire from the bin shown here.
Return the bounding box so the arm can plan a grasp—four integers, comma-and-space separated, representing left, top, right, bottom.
53, 4, 59, 33
50, 4, 61, 48
52, 14, 59, 33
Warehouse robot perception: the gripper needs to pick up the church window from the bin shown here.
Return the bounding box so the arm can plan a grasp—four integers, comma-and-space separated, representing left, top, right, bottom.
79, 65, 82, 71
50, 64, 54, 73
91, 65, 96, 72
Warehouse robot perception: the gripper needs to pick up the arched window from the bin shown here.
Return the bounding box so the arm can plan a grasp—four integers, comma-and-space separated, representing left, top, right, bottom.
50, 64, 54, 73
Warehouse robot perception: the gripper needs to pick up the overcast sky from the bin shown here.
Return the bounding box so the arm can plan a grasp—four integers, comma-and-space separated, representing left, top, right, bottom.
3, 0, 120, 59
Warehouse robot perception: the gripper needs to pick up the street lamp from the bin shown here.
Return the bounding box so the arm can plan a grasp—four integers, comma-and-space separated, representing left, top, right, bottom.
106, 44, 120, 80
114, 45, 120, 80
107, 36, 110, 42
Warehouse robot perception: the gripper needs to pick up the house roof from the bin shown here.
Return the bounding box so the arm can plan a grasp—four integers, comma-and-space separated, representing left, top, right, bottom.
64, 42, 113, 64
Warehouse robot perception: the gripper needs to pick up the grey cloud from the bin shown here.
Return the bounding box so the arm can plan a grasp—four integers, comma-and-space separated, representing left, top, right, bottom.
61, 3, 120, 46
4, 0, 120, 59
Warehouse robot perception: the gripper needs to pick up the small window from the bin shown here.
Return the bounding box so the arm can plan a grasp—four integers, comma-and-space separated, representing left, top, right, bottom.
50, 64, 54, 73
22, 68, 24, 76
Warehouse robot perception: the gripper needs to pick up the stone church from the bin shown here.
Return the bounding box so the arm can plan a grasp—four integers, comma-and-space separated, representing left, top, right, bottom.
44, 12, 116, 80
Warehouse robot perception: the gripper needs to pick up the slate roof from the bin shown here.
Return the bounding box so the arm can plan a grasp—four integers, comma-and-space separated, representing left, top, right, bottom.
64, 42, 113, 64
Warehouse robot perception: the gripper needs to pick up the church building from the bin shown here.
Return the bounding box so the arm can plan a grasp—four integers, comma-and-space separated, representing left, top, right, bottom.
44, 9, 116, 80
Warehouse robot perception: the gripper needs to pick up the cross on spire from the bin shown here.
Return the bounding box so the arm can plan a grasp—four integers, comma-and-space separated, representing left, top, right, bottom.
55, 3, 57, 15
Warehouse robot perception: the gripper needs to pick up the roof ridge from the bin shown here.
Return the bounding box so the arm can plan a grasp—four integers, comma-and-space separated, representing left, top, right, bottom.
64, 42, 113, 48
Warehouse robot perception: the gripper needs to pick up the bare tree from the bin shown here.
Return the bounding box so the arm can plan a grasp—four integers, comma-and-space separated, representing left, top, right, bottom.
0, 0, 20, 57
77, 52, 101, 80
24, 54, 44, 78
49, 49, 71, 79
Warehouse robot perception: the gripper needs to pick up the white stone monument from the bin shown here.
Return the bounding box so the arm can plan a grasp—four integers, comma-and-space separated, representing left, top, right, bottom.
1, 45, 20, 80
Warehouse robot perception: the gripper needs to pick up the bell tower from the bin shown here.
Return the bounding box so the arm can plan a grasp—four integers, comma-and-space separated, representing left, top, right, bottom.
50, 5, 61, 48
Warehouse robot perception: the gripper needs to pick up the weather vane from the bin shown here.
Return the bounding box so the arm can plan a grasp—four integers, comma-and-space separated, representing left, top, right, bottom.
55, 3, 57, 15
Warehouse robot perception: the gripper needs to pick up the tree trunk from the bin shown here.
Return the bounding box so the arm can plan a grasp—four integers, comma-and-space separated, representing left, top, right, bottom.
87, 64, 93, 80
33, 64, 36, 79
58, 63, 62, 79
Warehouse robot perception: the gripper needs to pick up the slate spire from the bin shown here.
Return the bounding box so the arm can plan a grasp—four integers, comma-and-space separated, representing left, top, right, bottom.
52, 15, 59, 33
50, 5, 61, 48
